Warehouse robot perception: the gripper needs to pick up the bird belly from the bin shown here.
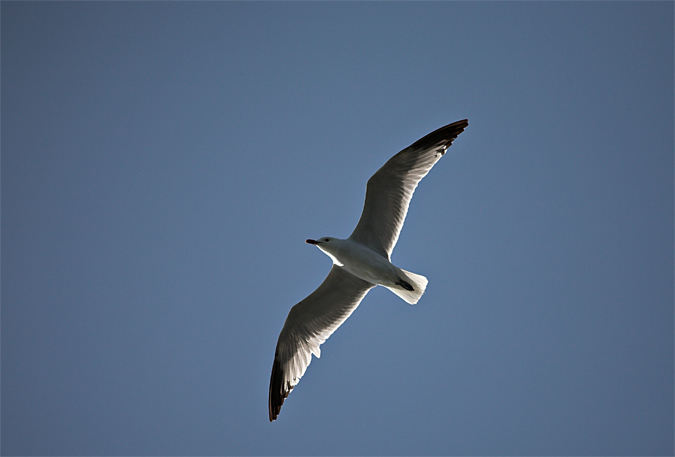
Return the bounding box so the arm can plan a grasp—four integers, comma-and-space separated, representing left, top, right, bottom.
336, 244, 399, 286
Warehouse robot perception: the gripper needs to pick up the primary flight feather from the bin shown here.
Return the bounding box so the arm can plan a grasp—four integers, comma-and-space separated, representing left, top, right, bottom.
269, 119, 469, 421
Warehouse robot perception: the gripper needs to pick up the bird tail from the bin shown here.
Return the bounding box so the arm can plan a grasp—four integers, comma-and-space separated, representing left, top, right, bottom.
386, 269, 428, 305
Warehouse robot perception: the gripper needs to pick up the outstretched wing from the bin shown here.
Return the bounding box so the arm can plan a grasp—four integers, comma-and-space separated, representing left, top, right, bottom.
269, 265, 374, 421
349, 119, 469, 258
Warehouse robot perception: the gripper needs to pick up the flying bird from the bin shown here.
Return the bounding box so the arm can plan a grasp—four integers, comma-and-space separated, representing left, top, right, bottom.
269, 119, 469, 421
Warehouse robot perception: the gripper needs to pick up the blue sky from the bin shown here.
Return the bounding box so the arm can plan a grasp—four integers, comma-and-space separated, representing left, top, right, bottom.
2, 2, 673, 455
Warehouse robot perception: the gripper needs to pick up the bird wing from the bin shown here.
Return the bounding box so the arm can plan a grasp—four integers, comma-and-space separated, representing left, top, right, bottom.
269, 265, 374, 421
349, 119, 469, 258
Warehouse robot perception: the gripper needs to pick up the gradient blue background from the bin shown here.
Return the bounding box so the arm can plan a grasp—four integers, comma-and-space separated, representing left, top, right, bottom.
3, 2, 673, 455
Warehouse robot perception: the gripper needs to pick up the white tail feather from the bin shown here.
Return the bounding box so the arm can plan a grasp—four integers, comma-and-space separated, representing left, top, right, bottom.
385, 269, 428, 305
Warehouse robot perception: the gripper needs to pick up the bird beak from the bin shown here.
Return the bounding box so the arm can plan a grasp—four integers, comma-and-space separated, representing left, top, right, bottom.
305, 239, 319, 245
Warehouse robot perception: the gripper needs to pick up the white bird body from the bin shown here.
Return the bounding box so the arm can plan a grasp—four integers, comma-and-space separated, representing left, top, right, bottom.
310, 237, 427, 304
269, 119, 469, 421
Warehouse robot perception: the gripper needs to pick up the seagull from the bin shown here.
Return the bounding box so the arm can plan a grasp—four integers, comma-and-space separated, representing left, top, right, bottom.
268, 119, 469, 421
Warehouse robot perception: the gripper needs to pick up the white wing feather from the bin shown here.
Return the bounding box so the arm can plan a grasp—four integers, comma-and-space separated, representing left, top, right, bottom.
349, 119, 469, 258
269, 266, 373, 421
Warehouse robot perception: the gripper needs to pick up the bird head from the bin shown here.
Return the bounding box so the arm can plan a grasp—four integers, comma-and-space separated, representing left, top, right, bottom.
305, 237, 337, 247
305, 237, 343, 265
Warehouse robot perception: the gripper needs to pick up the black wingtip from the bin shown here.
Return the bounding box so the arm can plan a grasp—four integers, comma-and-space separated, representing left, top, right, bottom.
269, 355, 292, 422
408, 119, 469, 155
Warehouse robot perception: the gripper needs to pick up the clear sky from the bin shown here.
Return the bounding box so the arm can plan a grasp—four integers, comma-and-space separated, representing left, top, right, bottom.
2, 2, 673, 455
